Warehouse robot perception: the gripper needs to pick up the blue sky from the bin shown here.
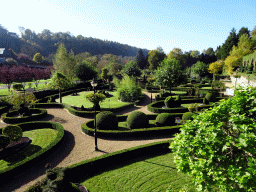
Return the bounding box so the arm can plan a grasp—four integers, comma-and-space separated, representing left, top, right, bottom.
1, 0, 256, 55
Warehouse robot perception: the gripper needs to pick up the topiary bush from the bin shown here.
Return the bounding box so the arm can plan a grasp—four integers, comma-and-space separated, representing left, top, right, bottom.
0, 135, 10, 149
182, 112, 195, 125
96, 111, 118, 130
126, 111, 149, 129
205, 92, 213, 103
2, 125, 23, 142
188, 103, 199, 112
155, 113, 175, 126
13, 83, 24, 91
164, 96, 180, 108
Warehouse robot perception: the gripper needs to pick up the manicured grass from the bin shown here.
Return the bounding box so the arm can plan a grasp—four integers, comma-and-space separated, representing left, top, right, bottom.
200, 87, 213, 90
56, 91, 132, 108
81, 152, 198, 192
0, 128, 58, 171
181, 103, 203, 108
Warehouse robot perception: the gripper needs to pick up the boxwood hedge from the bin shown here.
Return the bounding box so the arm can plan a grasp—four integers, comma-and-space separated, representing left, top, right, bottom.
0, 121, 64, 184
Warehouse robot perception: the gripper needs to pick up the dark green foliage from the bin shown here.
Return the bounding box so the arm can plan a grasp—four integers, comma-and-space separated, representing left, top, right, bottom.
2, 125, 23, 142
135, 49, 147, 69
0, 135, 10, 149
182, 112, 195, 124
203, 97, 208, 104
164, 96, 175, 108
13, 83, 24, 91
126, 111, 149, 129
24, 181, 42, 192
74, 61, 98, 83
187, 87, 196, 96
96, 111, 118, 130
121, 60, 142, 77
155, 113, 175, 126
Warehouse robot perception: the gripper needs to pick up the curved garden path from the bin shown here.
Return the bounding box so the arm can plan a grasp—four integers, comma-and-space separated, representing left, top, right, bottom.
0, 91, 174, 192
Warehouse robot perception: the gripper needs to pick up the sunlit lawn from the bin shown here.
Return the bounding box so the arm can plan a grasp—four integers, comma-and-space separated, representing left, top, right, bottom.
56, 91, 132, 108
0, 128, 58, 171
81, 152, 220, 192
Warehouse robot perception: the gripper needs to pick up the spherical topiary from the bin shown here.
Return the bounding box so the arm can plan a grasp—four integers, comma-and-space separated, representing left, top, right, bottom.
182, 112, 195, 125
0, 135, 10, 149
2, 125, 23, 142
155, 113, 175, 126
126, 111, 149, 129
96, 111, 118, 130
205, 92, 213, 102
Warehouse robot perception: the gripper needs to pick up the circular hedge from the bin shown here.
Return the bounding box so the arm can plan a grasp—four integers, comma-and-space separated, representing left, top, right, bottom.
164, 96, 175, 108
2, 125, 23, 142
182, 112, 196, 125
155, 113, 175, 126
127, 111, 149, 129
96, 111, 118, 130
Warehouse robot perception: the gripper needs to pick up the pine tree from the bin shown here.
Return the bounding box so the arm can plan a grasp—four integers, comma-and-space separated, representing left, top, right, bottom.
135, 49, 146, 69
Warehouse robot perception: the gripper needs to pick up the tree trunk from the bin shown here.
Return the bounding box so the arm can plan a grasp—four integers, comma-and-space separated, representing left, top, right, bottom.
59, 88, 62, 103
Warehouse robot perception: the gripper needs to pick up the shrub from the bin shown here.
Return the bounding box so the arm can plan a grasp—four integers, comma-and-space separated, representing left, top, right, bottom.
85, 92, 106, 111
2, 125, 23, 142
170, 85, 256, 191
182, 112, 195, 125
187, 87, 196, 96
203, 97, 208, 104
0, 135, 10, 149
96, 111, 118, 130
175, 95, 182, 107
205, 92, 213, 102
188, 103, 199, 112
155, 113, 175, 126
13, 83, 24, 91
126, 111, 149, 129
165, 96, 180, 108
7, 91, 38, 110
114, 75, 142, 102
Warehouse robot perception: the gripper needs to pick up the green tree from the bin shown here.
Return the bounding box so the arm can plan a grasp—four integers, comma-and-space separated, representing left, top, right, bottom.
101, 67, 108, 81
121, 60, 141, 77
32, 53, 43, 63
205, 47, 215, 56
237, 26, 251, 39
154, 57, 187, 94
46, 72, 75, 103
190, 50, 200, 58
167, 48, 187, 69
148, 48, 166, 70
74, 61, 98, 83
191, 61, 209, 80
135, 49, 146, 69
170, 85, 256, 192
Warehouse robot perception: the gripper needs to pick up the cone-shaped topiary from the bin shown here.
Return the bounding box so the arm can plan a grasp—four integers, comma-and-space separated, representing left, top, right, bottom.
155, 113, 175, 126
126, 111, 149, 129
182, 112, 196, 125
0, 135, 10, 149
2, 125, 23, 142
96, 111, 118, 130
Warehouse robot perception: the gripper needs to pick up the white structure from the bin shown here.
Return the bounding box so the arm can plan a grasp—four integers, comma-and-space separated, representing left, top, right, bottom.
0, 48, 5, 54
230, 75, 256, 89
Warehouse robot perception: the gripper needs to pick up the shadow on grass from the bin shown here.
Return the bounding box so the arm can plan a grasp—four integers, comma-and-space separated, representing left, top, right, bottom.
0, 130, 75, 192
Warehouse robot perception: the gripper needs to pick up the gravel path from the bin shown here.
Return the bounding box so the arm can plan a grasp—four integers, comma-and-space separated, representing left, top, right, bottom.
0, 91, 173, 192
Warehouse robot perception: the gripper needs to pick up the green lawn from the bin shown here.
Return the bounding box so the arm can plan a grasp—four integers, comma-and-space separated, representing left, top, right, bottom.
0, 128, 58, 171
200, 87, 213, 90
56, 91, 133, 108
81, 152, 219, 192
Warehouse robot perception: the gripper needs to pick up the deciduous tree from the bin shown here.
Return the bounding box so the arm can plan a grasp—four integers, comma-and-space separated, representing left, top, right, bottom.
120, 60, 141, 77
74, 61, 98, 83
33, 53, 43, 63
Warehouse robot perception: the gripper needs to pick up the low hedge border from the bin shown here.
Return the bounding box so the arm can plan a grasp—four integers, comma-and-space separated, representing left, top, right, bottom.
0, 121, 65, 184
1, 108, 48, 124
81, 114, 183, 138
147, 100, 214, 113
0, 105, 12, 115
64, 140, 173, 183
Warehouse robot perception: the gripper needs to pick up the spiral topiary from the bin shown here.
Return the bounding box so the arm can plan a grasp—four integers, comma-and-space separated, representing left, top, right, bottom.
155, 113, 175, 126
0, 135, 10, 149
2, 125, 23, 142
96, 111, 118, 130
126, 111, 149, 129
182, 112, 196, 125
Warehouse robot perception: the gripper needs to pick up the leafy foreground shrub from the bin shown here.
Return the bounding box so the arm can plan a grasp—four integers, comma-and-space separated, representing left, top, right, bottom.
96, 111, 118, 130
155, 113, 175, 126
170, 85, 256, 192
2, 125, 23, 142
126, 111, 149, 129
113, 75, 142, 102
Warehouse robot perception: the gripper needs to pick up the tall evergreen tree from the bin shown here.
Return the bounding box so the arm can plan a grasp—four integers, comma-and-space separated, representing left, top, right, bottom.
135, 49, 146, 69
220, 28, 238, 60
237, 27, 250, 39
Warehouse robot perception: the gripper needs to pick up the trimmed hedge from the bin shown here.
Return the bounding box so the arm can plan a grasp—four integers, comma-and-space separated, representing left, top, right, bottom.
81, 114, 183, 139
1, 108, 48, 124
0, 121, 64, 184
64, 140, 173, 183
127, 111, 149, 129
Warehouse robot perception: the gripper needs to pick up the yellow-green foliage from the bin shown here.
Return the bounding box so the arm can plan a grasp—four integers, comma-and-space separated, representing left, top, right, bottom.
208, 60, 225, 75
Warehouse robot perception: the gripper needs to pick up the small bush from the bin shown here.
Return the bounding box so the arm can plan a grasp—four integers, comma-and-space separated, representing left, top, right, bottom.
2, 125, 23, 142
164, 96, 180, 108
13, 83, 24, 91
182, 112, 195, 125
205, 92, 213, 102
155, 113, 175, 126
188, 103, 199, 112
96, 111, 118, 130
127, 111, 149, 129
0, 135, 10, 149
